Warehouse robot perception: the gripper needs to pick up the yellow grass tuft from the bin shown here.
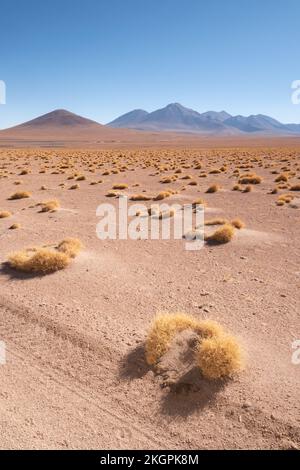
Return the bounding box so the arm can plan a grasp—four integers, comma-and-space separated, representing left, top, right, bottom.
9, 191, 31, 200
8, 249, 70, 274
205, 224, 235, 244
239, 174, 262, 184
204, 218, 229, 226
206, 184, 220, 193
231, 218, 245, 229
0, 210, 12, 218
40, 199, 60, 212
130, 194, 152, 201
275, 173, 288, 183
243, 185, 252, 193
153, 191, 171, 201
112, 183, 128, 190
196, 334, 244, 379
145, 313, 243, 379
57, 238, 83, 258
9, 223, 20, 230
145, 313, 200, 365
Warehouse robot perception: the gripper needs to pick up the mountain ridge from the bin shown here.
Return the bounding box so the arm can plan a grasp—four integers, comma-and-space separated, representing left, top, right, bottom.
108, 103, 300, 135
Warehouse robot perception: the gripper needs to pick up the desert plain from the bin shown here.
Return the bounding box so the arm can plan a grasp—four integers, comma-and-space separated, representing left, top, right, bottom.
0, 141, 299, 450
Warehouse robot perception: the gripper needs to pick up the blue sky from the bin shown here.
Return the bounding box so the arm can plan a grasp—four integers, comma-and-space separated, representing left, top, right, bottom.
0, 0, 300, 128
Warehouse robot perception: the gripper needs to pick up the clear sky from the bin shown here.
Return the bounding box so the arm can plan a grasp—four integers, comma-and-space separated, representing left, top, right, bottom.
0, 0, 300, 128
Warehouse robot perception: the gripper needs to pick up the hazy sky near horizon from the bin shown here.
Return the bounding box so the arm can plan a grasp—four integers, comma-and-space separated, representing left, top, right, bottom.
0, 0, 300, 128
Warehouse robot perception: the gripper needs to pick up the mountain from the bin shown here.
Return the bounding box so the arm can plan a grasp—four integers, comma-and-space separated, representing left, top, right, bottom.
108, 103, 238, 134
0, 109, 146, 143
224, 114, 289, 133
108, 109, 149, 128
107, 103, 300, 135
15, 109, 102, 129
201, 111, 232, 122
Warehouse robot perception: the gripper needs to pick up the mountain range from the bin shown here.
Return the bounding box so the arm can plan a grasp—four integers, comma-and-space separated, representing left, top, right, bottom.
108, 103, 300, 135
0, 105, 300, 144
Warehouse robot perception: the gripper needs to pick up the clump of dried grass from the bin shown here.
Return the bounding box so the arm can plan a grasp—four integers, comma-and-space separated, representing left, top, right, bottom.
0, 210, 12, 218
130, 194, 152, 201
231, 218, 245, 229
9, 223, 20, 230
196, 334, 243, 379
39, 199, 60, 212
113, 183, 128, 190
206, 184, 220, 193
8, 249, 71, 274
204, 218, 229, 226
57, 238, 83, 258
205, 224, 235, 244
145, 313, 243, 379
9, 191, 31, 200
239, 174, 262, 184
8, 237, 83, 274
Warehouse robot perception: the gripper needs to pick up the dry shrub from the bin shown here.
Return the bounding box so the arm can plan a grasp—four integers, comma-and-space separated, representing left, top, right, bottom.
275, 173, 288, 183
205, 218, 229, 226
106, 190, 118, 197
290, 184, 300, 191
243, 185, 252, 193
8, 249, 70, 273
8, 237, 83, 274
57, 238, 83, 258
231, 218, 245, 229
239, 174, 262, 184
192, 198, 206, 208
153, 191, 171, 201
69, 184, 80, 190
278, 194, 294, 204
40, 199, 60, 212
145, 313, 200, 365
0, 210, 12, 218
130, 194, 152, 201
113, 183, 128, 190
232, 184, 241, 191
196, 334, 243, 379
9, 191, 31, 200
9, 223, 20, 230
145, 313, 243, 379
76, 175, 86, 181
206, 184, 220, 193
205, 224, 235, 244
158, 209, 175, 219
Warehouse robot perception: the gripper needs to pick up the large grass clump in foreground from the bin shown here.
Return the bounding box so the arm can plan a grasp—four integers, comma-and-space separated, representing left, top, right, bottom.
7, 237, 83, 274
145, 313, 244, 380
205, 223, 235, 244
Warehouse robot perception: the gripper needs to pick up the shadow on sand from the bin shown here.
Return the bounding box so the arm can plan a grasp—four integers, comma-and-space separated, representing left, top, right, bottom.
119, 342, 228, 417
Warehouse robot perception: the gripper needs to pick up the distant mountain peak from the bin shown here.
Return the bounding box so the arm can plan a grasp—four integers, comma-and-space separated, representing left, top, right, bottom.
17, 109, 102, 128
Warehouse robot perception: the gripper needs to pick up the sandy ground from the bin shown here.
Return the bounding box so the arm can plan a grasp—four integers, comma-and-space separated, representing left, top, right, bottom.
0, 145, 299, 449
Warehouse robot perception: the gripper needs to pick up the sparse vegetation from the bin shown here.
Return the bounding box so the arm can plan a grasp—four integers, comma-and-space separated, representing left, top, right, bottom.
205, 224, 235, 244
145, 313, 243, 379
0, 210, 12, 218
9, 191, 31, 200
